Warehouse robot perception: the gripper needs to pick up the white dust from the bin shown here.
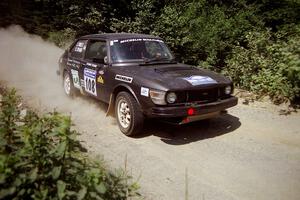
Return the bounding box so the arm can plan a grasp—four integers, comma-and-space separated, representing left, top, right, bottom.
0, 25, 109, 122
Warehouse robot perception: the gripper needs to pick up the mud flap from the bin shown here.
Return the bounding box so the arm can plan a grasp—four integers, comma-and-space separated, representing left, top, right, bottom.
106, 94, 114, 117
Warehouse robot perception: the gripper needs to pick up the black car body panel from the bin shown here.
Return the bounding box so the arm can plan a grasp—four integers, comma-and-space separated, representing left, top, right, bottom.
58, 33, 238, 124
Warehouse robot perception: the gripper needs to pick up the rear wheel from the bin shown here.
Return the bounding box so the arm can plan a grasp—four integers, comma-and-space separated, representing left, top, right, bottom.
115, 92, 144, 136
63, 71, 76, 97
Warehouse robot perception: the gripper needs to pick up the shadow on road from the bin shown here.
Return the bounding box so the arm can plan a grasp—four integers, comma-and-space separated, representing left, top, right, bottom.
75, 95, 241, 144
137, 114, 241, 145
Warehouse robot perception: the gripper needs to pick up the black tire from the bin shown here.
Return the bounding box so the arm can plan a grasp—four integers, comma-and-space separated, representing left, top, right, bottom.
115, 92, 144, 136
63, 71, 76, 97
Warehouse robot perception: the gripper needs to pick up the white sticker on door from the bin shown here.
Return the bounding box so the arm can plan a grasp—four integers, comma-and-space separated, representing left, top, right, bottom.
71, 69, 80, 89
141, 87, 149, 97
84, 68, 97, 96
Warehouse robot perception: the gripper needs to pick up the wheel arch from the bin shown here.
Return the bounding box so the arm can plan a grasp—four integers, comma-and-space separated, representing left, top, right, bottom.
62, 68, 69, 80
106, 84, 141, 117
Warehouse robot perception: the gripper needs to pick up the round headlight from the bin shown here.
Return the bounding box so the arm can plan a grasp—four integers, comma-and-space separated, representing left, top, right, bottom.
166, 92, 177, 104
225, 86, 232, 95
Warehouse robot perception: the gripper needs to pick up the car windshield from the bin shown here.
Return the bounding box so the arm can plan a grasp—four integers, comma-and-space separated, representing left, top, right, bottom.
110, 38, 174, 63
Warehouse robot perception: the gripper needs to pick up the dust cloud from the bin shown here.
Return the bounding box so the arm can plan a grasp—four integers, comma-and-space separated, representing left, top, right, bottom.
0, 25, 63, 97
0, 25, 110, 123
0, 25, 61, 93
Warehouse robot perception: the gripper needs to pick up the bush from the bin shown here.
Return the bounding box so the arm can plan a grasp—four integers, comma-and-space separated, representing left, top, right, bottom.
153, 1, 261, 66
0, 89, 139, 199
224, 26, 300, 103
48, 28, 76, 48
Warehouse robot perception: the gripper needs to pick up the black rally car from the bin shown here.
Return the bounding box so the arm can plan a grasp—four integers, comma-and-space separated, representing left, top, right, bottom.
57, 33, 238, 136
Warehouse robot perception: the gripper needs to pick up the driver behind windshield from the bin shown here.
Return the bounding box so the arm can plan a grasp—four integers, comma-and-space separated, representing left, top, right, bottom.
110, 39, 173, 63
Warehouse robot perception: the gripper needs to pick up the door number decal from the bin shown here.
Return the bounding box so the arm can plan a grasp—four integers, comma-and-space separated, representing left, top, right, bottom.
71, 69, 80, 89
84, 68, 97, 96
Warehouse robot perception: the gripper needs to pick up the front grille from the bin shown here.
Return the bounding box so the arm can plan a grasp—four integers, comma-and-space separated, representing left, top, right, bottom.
187, 88, 219, 103
172, 87, 231, 105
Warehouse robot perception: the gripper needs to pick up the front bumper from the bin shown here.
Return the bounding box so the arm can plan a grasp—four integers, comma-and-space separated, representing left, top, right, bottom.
150, 96, 238, 118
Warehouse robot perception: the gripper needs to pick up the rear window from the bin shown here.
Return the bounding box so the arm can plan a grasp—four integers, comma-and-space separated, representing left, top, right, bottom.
70, 40, 88, 58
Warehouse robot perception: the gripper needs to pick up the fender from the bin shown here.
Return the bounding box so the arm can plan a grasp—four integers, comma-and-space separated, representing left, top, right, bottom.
106, 83, 141, 117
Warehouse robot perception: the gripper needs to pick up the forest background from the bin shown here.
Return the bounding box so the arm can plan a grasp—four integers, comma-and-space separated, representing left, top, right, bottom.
1, 0, 299, 103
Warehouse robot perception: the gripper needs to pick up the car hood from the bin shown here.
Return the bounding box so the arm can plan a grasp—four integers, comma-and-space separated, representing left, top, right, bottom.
113, 63, 232, 91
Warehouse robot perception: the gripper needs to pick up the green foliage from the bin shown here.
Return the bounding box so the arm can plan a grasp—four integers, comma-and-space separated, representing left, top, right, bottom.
0, 89, 21, 151
0, 89, 140, 199
1, 0, 300, 101
65, 1, 111, 35
110, 0, 165, 34
48, 28, 76, 48
255, 0, 300, 30
224, 26, 300, 103
153, 1, 263, 67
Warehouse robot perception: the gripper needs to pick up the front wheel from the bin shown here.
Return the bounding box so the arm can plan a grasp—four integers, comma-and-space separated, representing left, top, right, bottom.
115, 92, 144, 136
63, 71, 76, 97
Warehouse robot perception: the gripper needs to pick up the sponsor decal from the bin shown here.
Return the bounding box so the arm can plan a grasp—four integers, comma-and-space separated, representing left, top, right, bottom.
119, 38, 163, 44
84, 68, 97, 96
67, 59, 72, 65
74, 40, 87, 53
97, 76, 104, 84
67, 59, 80, 68
110, 40, 119, 46
72, 60, 81, 64
75, 47, 83, 52
115, 74, 133, 83
77, 42, 84, 48
141, 87, 149, 97
86, 62, 97, 68
183, 76, 217, 86
74, 41, 87, 53
71, 69, 80, 89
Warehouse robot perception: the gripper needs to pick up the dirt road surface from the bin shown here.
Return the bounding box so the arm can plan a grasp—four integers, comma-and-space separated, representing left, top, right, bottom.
1, 26, 300, 200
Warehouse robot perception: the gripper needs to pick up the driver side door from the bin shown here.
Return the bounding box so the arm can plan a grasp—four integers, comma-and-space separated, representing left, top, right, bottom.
81, 39, 109, 101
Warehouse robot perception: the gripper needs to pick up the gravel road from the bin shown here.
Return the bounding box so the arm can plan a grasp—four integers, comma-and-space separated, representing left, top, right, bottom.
1, 26, 300, 200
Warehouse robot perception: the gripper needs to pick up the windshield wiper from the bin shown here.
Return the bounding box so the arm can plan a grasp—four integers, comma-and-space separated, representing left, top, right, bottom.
141, 57, 177, 64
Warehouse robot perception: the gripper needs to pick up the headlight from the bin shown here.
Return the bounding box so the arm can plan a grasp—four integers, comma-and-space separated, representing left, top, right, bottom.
150, 89, 166, 105
225, 85, 232, 95
166, 92, 177, 104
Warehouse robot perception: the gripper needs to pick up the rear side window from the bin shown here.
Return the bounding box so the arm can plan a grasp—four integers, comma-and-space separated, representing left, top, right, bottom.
70, 40, 88, 58
85, 40, 107, 60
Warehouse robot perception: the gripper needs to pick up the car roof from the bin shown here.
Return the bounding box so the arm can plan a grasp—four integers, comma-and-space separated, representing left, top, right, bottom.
79, 33, 162, 40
